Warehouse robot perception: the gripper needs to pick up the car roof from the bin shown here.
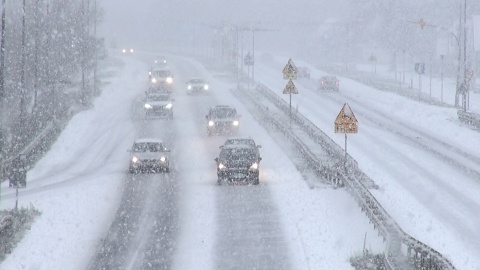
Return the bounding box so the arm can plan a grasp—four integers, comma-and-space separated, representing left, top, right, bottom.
211, 105, 235, 110
224, 137, 255, 143
221, 144, 254, 150
134, 138, 164, 144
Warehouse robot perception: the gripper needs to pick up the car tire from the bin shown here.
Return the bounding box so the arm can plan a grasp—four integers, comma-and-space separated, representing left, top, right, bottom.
165, 166, 170, 173
252, 177, 259, 185
217, 177, 223, 185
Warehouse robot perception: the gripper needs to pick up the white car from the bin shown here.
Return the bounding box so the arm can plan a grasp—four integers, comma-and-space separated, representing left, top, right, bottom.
143, 92, 174, 119
149, 68, 174, 91
128, 138, 171, 173
186, 78, 209, 95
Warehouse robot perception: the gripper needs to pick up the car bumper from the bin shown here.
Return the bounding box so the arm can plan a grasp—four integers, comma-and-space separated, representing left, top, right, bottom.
130, 161, 169, 172
207, 125, 239, 134
218, 170, 259, 181
145, 109, 173, 117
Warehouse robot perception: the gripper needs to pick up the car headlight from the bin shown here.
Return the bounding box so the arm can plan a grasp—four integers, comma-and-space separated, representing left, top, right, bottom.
249, 162, 259, 170
232, 120, 239, 126
132, 156, 139, 163
144, 103, 152, 109
166, 77, 173, 84
160, 156, 167, 162
218, 163, 226, 170
208, 121, 215, 126
149, 71, 152, 75
204, 85, 209, 90
187, 85, 192, 90
165, 103, 172, 109
130, 48, 134, 53
122, 49, 126, 53
151, 78, 157, 83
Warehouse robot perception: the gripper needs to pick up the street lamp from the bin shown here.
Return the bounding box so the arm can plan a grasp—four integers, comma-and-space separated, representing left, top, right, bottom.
415, 18, 464, 107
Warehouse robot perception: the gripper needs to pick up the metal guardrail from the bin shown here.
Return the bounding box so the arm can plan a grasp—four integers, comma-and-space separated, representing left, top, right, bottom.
0, 121, 58, 181
250, 82, 456, 270
457, 110, 480, 129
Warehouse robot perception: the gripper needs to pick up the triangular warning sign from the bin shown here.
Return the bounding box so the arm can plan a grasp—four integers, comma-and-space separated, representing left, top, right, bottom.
334, 103, 358, 133
283, 79, 298, 94
283, 58, 298, 79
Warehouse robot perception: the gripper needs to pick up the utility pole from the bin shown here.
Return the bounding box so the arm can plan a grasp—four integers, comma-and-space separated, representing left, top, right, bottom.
0, 0, 6, 99
20, 0, 27, 122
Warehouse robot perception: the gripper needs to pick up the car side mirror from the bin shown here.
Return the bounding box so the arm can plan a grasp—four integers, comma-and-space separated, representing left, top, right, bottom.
165, 149, 171, 152
214, 158, 219, 162
205, 115, 208, 119
259, 157, 262, 161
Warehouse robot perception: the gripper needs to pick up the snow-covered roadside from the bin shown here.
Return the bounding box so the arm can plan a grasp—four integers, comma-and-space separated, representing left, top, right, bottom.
252, 52, 480, 269
0, 56, 147, 270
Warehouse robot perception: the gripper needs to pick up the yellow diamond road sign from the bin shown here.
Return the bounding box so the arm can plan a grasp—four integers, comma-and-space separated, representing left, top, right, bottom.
334, 103, 358, 133
283, 79, 298, 94
283, 58, 298, 80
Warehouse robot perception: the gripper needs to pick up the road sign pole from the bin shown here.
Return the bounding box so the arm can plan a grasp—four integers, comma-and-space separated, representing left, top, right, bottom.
289, 92, 292, 119
15, 187, 18, 210
345, 134, 347, 167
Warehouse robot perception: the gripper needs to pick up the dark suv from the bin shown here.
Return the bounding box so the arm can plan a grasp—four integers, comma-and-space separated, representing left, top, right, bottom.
215, 144, 262, 185
206, 105, 240, 135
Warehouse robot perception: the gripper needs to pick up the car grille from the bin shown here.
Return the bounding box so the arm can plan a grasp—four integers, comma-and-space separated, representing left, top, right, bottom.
215, 121, 232, 127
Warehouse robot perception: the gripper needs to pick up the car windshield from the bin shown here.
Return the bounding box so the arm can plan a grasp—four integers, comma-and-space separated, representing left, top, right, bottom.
224, 139, 255, 147
321, 76, 337, 82
220, 148, 255, 160
210, 108, 236, 118
189, 79, 205, 84
132, 142, 165, 152
147, 94, 170, 101
151, 70, 171, 77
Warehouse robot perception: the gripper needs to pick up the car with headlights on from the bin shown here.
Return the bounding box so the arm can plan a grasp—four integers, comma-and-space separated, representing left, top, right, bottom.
215, 144, 262, 185
186, 78, 209, 95
205, 105, 240, 136
128, 139, 171, 173
318, 75, 339, 91
122, 48, 134, 54
149, 67, 174, 91
153, 56, 168, 65
143, 92, 174, 119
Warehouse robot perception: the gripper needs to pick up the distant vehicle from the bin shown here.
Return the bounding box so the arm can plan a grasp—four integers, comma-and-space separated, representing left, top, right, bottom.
297, 67, 310, 79
153, 56, 167, 65
186, 78, 209, 95
122, 48, 134, 54
128, 138, 171, 173
149, 67, 174, 91
215, 143, 262, 185
318, 75, 339, 91
143, 92, 174, 119
206, 105, 240, 136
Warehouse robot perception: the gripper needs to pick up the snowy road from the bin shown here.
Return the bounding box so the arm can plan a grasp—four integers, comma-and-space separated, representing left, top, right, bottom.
9, 50, 477, 270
